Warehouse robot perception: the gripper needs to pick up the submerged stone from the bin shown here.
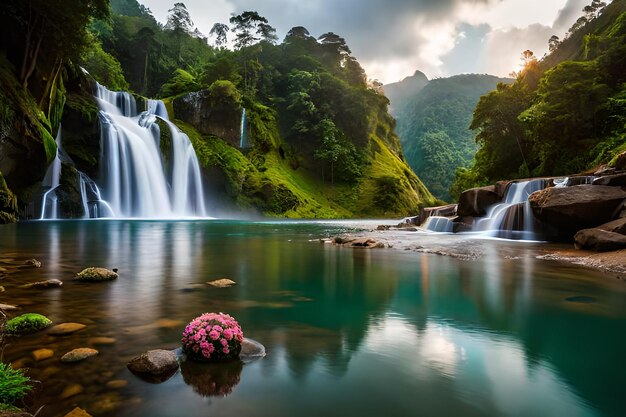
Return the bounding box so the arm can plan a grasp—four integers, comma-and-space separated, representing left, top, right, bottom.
23, 258, 41, 268
48, 323, 87, 335
60, 348, 99, 363
75, 267, 118, 282
60, 384, 84, 399
62, 407, 92, 417
207, 278, 236, 288
32, 348, 54, 361
19, 279, 63, 289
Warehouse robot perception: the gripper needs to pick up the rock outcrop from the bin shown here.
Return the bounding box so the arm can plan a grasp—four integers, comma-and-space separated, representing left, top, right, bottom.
529, 185, 626, 236
457, 185, 501, 217
574, 229, 626, 252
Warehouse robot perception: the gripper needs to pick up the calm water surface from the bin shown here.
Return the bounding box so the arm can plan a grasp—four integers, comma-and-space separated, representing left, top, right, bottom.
1, 220, 625, 417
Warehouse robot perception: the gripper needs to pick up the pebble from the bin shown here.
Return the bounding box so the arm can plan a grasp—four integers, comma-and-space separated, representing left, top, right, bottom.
88, 337, 116, 345
19, 279, 63, 289
106, 380, 128, 389
48, 323, 87, 335
0, 303, 18, 310
60, 384, 84, 399
24, 258, 42, 268
32, 348, 54, 361
207, 278, 236, 287
61, 348, 99, 363
63, 407, 92, 417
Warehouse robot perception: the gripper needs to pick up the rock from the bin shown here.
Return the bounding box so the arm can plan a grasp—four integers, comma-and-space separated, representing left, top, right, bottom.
350, 238, 379, 247
420, 204, 457, 223
207, 279, 236, 288
75, 267, 118, 282
48, 323, 87, 335
0, 408, 33, 417
60, 384, 84, 399
597, 217, 626, 235
6, 313, 52, 334
612, 151, 626, 170
32, 348, 54, 361
529, 185, 626, 236
62, 407, 92, 417
19, 279, 63, 289
88, 337, 116, 345
127, 349, 179, 383
457, 185, 501, 217
23, 259, 41, 268
60, 348, 99, 363
396, 216, 421, 228
574, 229, 626, 252
106, 380, 128, 389
592, 173, 626, 186
89, 393, 121, 414
0, 303, 18, 310
376, 225, 390, 231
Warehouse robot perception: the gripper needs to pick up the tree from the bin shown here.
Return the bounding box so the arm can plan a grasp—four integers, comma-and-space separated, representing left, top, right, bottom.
229, 11, 276, 49
210, 23, 230, 48
165, 2, 193, 34
548, 35, 560, 52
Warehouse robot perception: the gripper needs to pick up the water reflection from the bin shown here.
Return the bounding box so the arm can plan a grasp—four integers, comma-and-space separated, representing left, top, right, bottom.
0, 221, 625, 417
181, 360, 243, 397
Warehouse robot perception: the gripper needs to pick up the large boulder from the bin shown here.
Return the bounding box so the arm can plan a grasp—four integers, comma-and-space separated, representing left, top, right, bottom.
529, 185, 626, 236
457, 186, 501, 217
574, 229, 626, 252
592, 173, 626, 186
597, 217, 626, 234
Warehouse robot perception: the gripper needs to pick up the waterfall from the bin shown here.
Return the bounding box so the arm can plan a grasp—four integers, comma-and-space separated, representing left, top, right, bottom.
40, 127, 63, 220
78, 172, 115, 218
240, 108, 249, 149
95, 83, 208, 218
423, 216, 454, 233
474, 179, 547, 240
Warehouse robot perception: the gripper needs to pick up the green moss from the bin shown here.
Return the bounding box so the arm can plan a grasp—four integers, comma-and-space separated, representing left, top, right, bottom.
0, 403, 24, 412
248, 103, 281, 151
0, 363, 32, 405
75, 267, 118, 282
6, 313, 52, 335
0, 172, 18, 224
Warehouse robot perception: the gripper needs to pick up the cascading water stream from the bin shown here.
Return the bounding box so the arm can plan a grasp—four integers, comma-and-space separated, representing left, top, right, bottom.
423, 216, 454, 233
95, 83, 208, 218
39, 127, 62, 220
473, 179, 547, 240
240, 108, 249, 149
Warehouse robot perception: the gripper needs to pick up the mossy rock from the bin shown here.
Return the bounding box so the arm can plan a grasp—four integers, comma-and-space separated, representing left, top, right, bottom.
6, 313, 52, 335
75, 267, 118, 282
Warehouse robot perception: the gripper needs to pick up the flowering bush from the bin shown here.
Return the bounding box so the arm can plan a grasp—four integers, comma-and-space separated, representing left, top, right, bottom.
181, 313, 244, 362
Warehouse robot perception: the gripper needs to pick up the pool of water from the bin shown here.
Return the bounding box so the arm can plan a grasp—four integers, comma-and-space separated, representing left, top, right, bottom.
1, 220, 625, 417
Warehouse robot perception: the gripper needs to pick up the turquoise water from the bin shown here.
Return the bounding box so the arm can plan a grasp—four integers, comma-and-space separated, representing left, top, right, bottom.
1, 220, 625, 417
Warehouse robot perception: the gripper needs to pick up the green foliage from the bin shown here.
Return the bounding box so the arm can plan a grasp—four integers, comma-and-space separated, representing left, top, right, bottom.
81, 34, 129, 91
0, 363, 32, 404
0, 171, 19, 224
6, 313, 52, 335
159, 69, 201, 98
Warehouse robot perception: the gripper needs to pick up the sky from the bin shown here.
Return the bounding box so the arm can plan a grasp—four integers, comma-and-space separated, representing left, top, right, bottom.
140, 0, 590, 84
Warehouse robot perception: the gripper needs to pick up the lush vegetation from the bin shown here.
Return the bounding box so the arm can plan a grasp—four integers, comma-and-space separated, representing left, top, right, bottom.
389, 74, 511, 201
5, 313, 52, 334
0, 363, 32, 405
452, 0, 626, 198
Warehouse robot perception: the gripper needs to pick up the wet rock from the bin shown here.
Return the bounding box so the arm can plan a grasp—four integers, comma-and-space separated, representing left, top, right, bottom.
592, 173, 626, 186
597, 217, 626, 235
32, 348, 54, 361
106, 380, 128, 389
0, 303, 18, 310
529, 185, 626, 237
350, 238, 380, 247
23, 259, 41, 268
0, 408, 33, 417
6, 313, 52, 334
396, 216, 421, 228
75, 267, 118, 282
88, 337, 116, 345
89, 393, 122, 414
457, 185, 501, 217
127, 349, 179, 383
574, 229, 626, 252
19, 279, 63, 289
376, 224, 390, 231
420, 204, 457, 224
62, 407, 92, 417
60, 348, 99, 363
60, 383, 84, 399
207, 279, 236, 288
48, 323, 87, 335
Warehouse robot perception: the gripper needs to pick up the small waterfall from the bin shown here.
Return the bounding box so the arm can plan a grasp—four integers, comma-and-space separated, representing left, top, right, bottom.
40, 127, 63, 220
95, 83, 207, 218
474, 179, 547, 240
423, 216, 454, 233
78, 172, 115, 218
239, 108, 249, 149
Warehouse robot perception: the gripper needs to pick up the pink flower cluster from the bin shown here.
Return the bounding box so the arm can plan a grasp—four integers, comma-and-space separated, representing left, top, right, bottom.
181, 313, 244, 362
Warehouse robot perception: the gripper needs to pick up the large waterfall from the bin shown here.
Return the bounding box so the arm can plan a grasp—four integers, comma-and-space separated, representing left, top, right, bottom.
39, 127, 62, 219
95, 83, 207, 218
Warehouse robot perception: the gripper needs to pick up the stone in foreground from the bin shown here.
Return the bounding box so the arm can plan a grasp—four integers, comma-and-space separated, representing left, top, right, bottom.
19, 279, 63, 289
60, 348, 99, 363
75, 267, 118, 282
574, 229, 626, 252
62, 407, 92, 417
207, 279, 236, 288
127, 349, 179, 383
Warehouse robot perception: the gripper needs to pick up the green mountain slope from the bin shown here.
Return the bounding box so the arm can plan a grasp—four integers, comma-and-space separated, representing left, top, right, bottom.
386, 74, 511, 201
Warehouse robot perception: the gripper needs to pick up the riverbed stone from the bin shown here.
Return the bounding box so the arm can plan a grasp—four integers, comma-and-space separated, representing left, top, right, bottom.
0, 303, 18, 310
19, 279, 63, 289
529, 185, 626, 236
106, 379, 128, 389
60, 384, 84, 399
75, 267, 118, 282
592, 173, 626, 186
207, 279, 236, 288
48, 323, 87, 335
62, 408, 92, 417
574, 229, 626, 252
23, 258, 41, 268
596, 217, 626, 235
0, 408, 34, 417
127, 349, 179, 383
88, 337, 116, 345
60, 348, 99, 363
32, 348, 54, 361
457, 185, 501, 217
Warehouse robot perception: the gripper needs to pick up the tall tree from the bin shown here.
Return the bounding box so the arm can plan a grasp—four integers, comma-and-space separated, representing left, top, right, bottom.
210, 23, 230, 48
229, 11, 276, 49
165, 2, 193, 33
